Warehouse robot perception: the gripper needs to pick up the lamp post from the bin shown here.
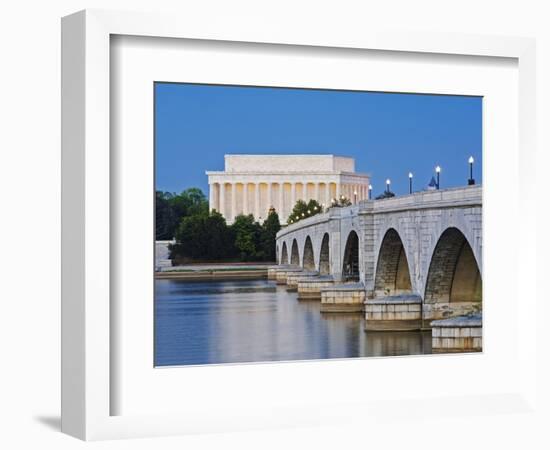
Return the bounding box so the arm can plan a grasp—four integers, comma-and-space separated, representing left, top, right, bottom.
468, 156, 475, 185
368, 184, 372, 200
386, 178, 391, 194
408, 172, 413, 194
435, 165, 441, 189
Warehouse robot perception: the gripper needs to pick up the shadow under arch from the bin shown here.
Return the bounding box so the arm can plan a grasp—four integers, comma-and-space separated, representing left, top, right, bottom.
342, 230, 359, 282
374, 228, 412, 297
280, 242, 288, 264
319, 233, 330, 275
424, 227, 482, 305
302, 236, 315, 270
290, 239, 300, 266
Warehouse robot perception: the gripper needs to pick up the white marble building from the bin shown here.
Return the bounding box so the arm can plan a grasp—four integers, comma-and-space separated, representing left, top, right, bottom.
206, 155, 370, 223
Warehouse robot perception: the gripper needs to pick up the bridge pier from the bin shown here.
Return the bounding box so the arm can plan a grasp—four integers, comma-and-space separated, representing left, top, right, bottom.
297, 276, 335, 300
268, 265, 286, 280
422, 302, 482, 328
274, 266, 303, 285
286, 271, 319, 291
431, 314, 482, 352
320, 282, 365, 313
365, 295, 422, 331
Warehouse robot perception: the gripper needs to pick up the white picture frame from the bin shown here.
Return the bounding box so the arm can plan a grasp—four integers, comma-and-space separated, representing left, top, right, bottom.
61, 9, 537, 441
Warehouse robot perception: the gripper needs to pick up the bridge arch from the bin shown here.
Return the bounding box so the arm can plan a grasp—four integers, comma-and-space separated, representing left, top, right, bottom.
374, 228, 412, 296
290, 239, 300, 266
303, 236, 315, 270
342, 230, 359, 282
424, 227, 482, 304
318, 233, 330, 275
280, 242, 288, 265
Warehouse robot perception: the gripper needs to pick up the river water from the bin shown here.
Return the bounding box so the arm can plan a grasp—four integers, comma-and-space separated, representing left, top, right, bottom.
155, 278, 432, 367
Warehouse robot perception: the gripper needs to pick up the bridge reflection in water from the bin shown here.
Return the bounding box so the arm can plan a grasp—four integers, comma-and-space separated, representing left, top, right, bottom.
154, 279, 431, 367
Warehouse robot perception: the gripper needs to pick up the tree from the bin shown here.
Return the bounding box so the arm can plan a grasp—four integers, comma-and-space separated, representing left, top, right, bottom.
329, 195, 352, 208
231, 214, 263, 260
164, 188, 282, 262
287, 199, 323, 224
156, 191, 176, 240
171, 210, 235, 262
169, 187, 208, 220
155, 188, 209, 240
261, 207, 281, 261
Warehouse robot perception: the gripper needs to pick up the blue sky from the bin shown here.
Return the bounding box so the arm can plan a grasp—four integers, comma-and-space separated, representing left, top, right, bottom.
155, 83, 482, 197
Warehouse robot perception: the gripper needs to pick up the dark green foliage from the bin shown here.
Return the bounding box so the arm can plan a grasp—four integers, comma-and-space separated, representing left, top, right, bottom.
287, 199, 323, 224
172, 211, 235, 262
170, 187, 209, 218
261, 208, 281, 260
155, 188, 209, 240
162, 187, 281, 262
231, 214, 263, 260
156, 191, 176, 240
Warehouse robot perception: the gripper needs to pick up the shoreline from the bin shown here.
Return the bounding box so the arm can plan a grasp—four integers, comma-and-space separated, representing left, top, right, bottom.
155, 264, 270, 281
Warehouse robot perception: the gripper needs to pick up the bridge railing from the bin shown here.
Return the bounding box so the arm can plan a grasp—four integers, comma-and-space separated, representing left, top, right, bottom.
277, 204, 361, 239
362, 185, 482, 213
277, 185, 481, 239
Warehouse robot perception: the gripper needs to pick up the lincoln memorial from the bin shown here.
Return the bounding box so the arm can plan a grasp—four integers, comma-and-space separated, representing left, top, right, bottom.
206, 155, 370, 223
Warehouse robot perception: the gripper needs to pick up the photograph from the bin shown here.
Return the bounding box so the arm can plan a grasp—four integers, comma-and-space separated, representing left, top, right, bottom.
154, 82, 483, 367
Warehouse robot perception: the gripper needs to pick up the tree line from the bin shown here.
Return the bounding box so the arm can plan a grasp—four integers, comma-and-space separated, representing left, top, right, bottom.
156, 188, 281, 263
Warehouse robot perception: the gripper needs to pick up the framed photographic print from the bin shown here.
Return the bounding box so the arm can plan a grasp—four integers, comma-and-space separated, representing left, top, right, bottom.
62, 9, 537, 441
154, 83, 482, 367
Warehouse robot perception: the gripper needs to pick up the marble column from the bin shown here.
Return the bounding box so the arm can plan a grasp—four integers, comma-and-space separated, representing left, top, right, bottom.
314, 183, 320, 203
230, 183, 236, 222
209, 183, 215, 212
219, 183, 225, 217
325, 183, 330, 206
336, 183, 341, 201
255, 183, 260, 220
243, 182, 249, 215
278, 183, 284, 216
267, 182, 272, 213
291, 183, 296, 209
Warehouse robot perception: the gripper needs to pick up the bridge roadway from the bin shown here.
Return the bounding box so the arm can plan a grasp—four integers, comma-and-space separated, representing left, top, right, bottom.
274, 185, 482, 328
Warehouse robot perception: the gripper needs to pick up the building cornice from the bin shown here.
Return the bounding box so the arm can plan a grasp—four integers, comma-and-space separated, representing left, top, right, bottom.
205, 171, 370, 177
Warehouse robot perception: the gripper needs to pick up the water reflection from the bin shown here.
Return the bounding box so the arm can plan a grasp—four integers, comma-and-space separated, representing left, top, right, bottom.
155, 279, 431, 367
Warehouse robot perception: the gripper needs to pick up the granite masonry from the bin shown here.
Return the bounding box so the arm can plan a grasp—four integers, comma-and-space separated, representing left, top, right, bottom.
274, 185, 483, 350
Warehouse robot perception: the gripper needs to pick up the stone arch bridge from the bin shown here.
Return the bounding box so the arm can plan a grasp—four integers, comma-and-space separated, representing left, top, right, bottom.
275, 186, 482, 328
